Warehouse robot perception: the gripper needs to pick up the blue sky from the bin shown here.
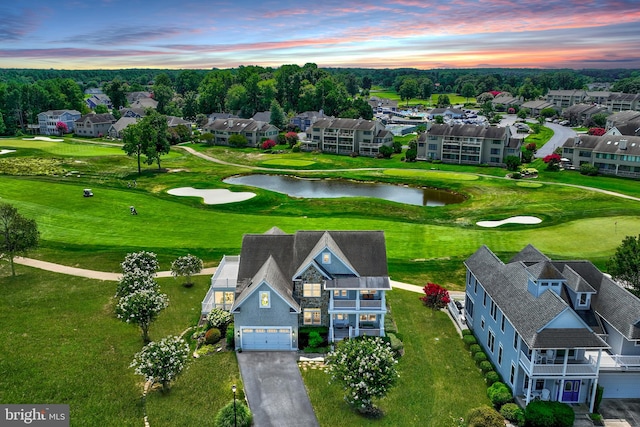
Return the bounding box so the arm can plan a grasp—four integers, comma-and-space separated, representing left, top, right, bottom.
2, 0, 640, 69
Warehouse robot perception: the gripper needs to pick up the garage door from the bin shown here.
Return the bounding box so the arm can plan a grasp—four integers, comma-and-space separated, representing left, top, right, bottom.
599, 372, 640, 398
241, 327, 292, 350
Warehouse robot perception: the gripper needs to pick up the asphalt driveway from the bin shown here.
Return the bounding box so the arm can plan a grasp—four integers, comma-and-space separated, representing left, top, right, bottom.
237, 352, 319, 427
600, 399, 640, 427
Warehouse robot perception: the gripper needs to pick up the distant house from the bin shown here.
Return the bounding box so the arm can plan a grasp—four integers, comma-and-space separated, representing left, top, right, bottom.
605, 111, 640, 131
108, 117, 138, 139
37, 109, 82, 135
520, 100, 556, 117
202, 118, 279, 147
368, 97, 398, 113
207, 112, 238, 123
74, 113, 116, 138
546, 90, 588, 109
130, 97, 158, 110
201, 228, 391, 351
562, 134, 640, 178
119, 108, 147, 119
86, 94, 112, 110
166, 116, 191, 128
251, 111, 271, 123
492, 93, 522, 108
427, 108, 465, 119
605, 93, 640, 112
126, 91, 152, 103
416, 123, 515, 165
561, 104, 608, 126
465, 244, 640, 409
302, 117, 393, 157
290, 110, 329, 132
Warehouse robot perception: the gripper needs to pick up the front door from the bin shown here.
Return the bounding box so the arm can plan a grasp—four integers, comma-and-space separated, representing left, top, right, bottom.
561, 380, 580, 402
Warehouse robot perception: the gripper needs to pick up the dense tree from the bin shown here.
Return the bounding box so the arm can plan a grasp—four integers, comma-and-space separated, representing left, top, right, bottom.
436, 94, 451, 107
505, 155, 522, 171
182, 91, 198, 121
94, 104, 108, 114
103, 78, 129, 110
269, 100, 286, 129
152, 83, 174, 114
590, 113, 608, 128
0, 112, 6, 135
228, 134, 248, 147
540, 108, 556, 119
121, 124, 144, 174
418, 77, 433, 100
0, 203, 39, 276
461, 82, 476, 103
138, 110, 170, 169
607, 234, 640, 297
399, 78, 419, 106
175, 70, 202, 95
518, 78, 540, 101
225, 84, 248, 116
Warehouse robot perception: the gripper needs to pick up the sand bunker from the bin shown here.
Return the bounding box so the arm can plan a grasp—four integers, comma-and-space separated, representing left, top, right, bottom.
476, 216, 542, 228
22, 136, 64, 142
0, 149, 16, 155
167, 187, 255, 205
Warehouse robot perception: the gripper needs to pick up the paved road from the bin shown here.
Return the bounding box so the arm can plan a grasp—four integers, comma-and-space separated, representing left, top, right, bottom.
536, 123, 577, 158
237, 352, 319, 427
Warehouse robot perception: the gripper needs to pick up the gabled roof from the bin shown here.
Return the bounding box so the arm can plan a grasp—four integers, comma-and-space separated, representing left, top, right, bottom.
309, 118, 381, 131
427, 123, 509, 140
109, 117, 138, 132
525, 261, 565, 280
204, 118, 277, 133
251, 111, 271, 122
75, 113, 115, 124
293, 231, 358, 279
465, 245, 607, 349
232, 255, 300, 313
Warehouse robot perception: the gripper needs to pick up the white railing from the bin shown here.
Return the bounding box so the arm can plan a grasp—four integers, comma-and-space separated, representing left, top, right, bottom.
519, 351, 598, 376
330, 299, 383, 310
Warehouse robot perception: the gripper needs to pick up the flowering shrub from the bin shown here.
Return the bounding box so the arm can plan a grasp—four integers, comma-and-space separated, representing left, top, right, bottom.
170, 254, 203, 286
285, 131, 298, 147
543, 153, 562, 171
121, 251, 159, 276
55, 121, 68, 135
419, 282, 451, 309
261, 139, 276, 150
206, 308, 232, 331
588, 127, 606, 136
325, 337, 398, 415
116, 289, 169, 342
130, 335, 189, 392
116, 271, 158, 298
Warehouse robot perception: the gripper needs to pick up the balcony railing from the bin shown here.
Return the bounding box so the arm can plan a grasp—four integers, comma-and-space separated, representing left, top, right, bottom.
330, 299, 383, 310
519, 351, 598, 376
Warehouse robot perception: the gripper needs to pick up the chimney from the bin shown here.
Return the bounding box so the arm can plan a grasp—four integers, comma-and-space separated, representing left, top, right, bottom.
619, 139, 627, 150
228, 119, 233, 128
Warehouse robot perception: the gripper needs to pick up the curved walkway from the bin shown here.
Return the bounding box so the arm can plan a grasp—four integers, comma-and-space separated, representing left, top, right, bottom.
13, 256, 217, 281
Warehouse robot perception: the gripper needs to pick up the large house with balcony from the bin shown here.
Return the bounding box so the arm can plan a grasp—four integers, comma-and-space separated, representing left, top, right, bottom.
302, 118, 393, 156
37, 109, 82, 135
203, 118, 279, 147
464, 245, 640, 411
74, 113, 116, 137
416, 124, 518, 166
201, 228, 391, 351
561, 134, 640, 178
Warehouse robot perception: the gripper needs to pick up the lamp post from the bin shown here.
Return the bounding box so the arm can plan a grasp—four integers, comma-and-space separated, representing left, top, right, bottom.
231, 384, 237, 427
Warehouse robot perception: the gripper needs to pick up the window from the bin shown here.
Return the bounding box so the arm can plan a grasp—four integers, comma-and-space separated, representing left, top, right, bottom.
509, 363, 516, 386
483, 291, 487, 307
490, 148, 500, 155
304, 308, 321, 325
465, 296, 474, 320
490, 300, 497, 321
498, 345, 503, 366
322, 252, 331, 264
513, 332, 519, 350
333, 290, 347, 298
501, 314, 506, 332
579, 293, 587, 305
359, 314, 377, 322
488, 330, 495, 353
303, 283, 321, 297
428, 143, 437, 150
481, 316, 485, 330
474, 278, 478, 294
259, 291, 270, 308
360, 290, 377, 299
214, 291, 235, 309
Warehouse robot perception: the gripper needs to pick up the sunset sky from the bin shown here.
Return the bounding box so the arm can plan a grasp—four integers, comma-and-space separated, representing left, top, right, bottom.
2, 0, 640, 70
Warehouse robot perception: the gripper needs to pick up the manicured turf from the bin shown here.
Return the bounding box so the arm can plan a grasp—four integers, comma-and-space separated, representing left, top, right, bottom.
301, 290, 490, 426
0, 138, 125, 157
383, 168, 480, 181
261, 159, 316, 167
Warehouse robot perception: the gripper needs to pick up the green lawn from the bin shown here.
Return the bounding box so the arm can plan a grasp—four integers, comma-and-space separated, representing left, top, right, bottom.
302, 290, 490, 426
369, 88, 475, 108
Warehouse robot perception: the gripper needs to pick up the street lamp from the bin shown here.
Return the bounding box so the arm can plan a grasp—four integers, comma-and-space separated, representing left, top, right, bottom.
231, 384, 237, 427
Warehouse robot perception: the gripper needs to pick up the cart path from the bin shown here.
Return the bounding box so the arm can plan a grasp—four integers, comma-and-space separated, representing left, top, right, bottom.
14, 256, 217, 281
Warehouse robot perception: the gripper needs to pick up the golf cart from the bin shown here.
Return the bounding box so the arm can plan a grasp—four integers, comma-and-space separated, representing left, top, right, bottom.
83, 189, 94, 197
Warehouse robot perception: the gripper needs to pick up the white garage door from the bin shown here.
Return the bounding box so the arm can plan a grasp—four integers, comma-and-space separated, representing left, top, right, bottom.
241, 327, 292, 350
599, 372, 640, 398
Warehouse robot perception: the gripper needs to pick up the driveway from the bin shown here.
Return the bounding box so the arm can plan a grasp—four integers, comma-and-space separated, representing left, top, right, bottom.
536, 123, 577, 158
599, 399, 640, 427
237, 352, 319, 427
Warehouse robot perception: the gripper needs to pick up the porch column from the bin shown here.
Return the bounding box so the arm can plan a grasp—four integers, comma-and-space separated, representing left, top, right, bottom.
589, 349, 603, 413
329, 314, 334, 343
525, 376, 533, 406
379, 313, 385, 336
558, 379, 565, 403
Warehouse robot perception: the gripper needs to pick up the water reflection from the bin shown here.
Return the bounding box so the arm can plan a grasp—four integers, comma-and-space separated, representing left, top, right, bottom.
223, 174, 464, 207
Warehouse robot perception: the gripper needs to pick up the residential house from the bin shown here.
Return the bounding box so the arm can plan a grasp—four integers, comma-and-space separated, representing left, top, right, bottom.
520, 100, 556, 117
605, 111, 640, 132
207, 112, 238, 123
561, 104, 609, 127
427, 107, 465, 120
492, 93, 522, 108
201, 228, 391, 351
251, 111, 271, 123
562, 134, 640, 178
416, 123, 516, 165
368, 97, 398, 113
605, 93, 640, 112
37, 109, 82, 135
108, 117, 138, 139
126, 91, 152, 103
119, 108, 147, 119
464, 244, 640, 410
290, 110, 328, 132
166, 116, 191, 129
203, 118, 279, 147
585, 91, 611, 106
74, 113, 116, 137
546, 90, 588, 109
130, 97, 158, 110
85, 94, 112, 111
302, 118, 393, 157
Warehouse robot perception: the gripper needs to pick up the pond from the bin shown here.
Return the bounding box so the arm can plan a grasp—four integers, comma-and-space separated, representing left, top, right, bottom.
223, 174, 464, 207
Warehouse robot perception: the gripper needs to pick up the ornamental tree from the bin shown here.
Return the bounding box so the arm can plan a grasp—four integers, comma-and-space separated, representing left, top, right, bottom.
170, 254, 203, 287
261, 139, 276, 150
56, 121, 68, 135
121, 251, 159, 277
420, 282, 451, 310
326, 337, 398, 416
130, 335, 190, 392
285, 131, 298, 147
116, 289, 168, 342
543, 153, 562, 171
607, 234, 640, 297
116, 271, 159, 298
0, 203, 40, 276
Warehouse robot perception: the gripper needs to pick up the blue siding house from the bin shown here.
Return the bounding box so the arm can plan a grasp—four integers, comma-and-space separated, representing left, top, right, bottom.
464, 244, 640, 411
202, 228, 391, 351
